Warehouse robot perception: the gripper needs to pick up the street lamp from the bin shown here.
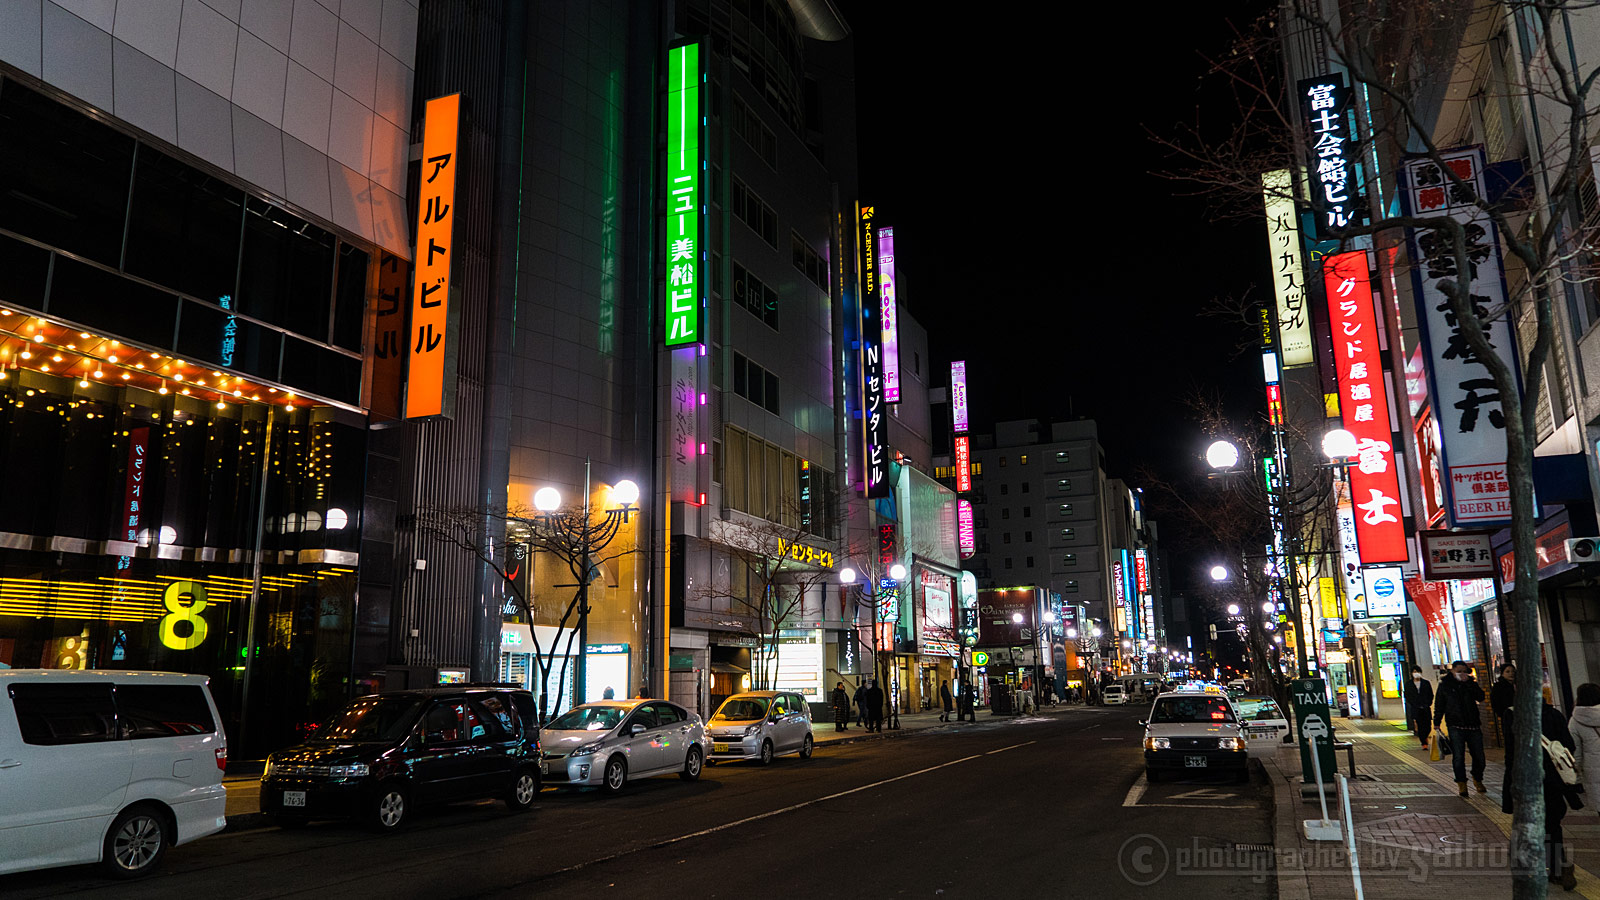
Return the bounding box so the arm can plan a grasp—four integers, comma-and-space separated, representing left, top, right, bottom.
839, 558, 909, 730
1209, 565, 1228, 582
1205, 439, 1240, 470
1227, 604, 1240, 616
1321, 427, 1358, 461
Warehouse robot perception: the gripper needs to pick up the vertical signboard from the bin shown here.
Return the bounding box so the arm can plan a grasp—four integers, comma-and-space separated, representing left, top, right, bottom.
957, 500, 975, 558
878, 226, 900, 403
1323, 251, 1408, 563
1134, 549, 1150, 593
859, 204, 888, 497
1400, 147, 1518, 526
1262, 170, 1313, 365
115, 426, 150, 570
370, 252, 409, 422
950, 361, 969, 433
1298, 73, 1358, 239
404, 93, 461, 419
953, 434, 972, 492
665, 43, 703, 347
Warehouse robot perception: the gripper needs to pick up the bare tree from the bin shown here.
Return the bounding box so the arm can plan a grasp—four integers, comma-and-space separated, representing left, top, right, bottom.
418, 501, 638, 724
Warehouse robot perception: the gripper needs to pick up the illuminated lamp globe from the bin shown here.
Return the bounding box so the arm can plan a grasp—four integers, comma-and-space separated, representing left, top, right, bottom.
158, 525, 177, 545
1209, 565, 1228, 582
1205, 439, 1241, 470
1227, 604, 1240, 615
888, 563, 907, 581
1092, 627, 1103, 637
1322, 428, 1358, 461
1066, 627, 1078, 638
839, 567, 858, 585
326, 508, 349, 530
1263, 601, 1275, 613
611, 479, 640, 506
533, 487, 562, 512
1043, 611, 1056, 623
1012, 612, 1024, 624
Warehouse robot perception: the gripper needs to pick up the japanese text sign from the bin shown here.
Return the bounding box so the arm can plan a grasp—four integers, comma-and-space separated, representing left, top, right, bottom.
951, 361, 968, 433
859, 204, 888, 497
665, 43, 703, 347
957, 500, 975, 558
954, 434, 972, 493
1400, 147, 1519, 526
1323, 250, 1408, 563
404, 93, 461, 419
878, 226, 900, 403
1135, 549, 1150, 593
1419, 529, 1497, 580
1262, 170, 1313, 364
1299, 73, 1359, 238
116, 426, 150, 570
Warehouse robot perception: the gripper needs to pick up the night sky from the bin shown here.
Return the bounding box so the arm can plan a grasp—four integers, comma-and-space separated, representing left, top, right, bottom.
845, 4, 1270, 594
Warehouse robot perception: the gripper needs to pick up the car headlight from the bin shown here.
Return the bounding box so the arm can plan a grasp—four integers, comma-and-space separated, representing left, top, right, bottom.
329, 764, 369, 778
1219, 737, 1241, 750
1144, 737, 1170, 751
571, 741, 604, 757
743, 724, 762, 737
262, 759, 274, 778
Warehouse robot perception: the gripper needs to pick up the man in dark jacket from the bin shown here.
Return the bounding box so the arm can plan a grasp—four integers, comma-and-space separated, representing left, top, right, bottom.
1543, 684, 1580, 891
830, 682, 851, 732
939, 681, 954, 722
1434, 660, 1488, 797
852, 680, 866, 728
862, 680, 884, 732
1404, 665, 1433, 748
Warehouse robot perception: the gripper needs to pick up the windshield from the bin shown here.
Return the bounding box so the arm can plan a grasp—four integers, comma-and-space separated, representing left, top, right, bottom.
1150, 696, 1237, 724
714, 698, 770, 720
546, 706, 625, 732
1234, 698, 1285, 722
316, 696, 423, 742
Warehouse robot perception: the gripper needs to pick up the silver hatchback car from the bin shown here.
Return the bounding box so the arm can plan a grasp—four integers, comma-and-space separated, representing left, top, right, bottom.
706, 691, 814, 765
539, 699, 707, 792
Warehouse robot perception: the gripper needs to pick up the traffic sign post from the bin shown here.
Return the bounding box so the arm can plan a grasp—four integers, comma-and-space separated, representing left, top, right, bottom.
1291, 677, 1342, 841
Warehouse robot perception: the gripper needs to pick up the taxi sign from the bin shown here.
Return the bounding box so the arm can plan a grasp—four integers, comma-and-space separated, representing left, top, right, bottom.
972, 650, 990, 667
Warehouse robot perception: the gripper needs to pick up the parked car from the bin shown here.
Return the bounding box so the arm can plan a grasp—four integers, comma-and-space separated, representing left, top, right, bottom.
539, 699, 706, 793
1102, 684, 1127, 705
705, 691, 814, 765
1140, 690, 1250, 782
0, 670, 228, 879
259, 686, 543, 832
1234, 695, 1293, 756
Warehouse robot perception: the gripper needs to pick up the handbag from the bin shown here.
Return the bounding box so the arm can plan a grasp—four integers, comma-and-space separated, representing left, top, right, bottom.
1429, 732, 1441, 761
1545, 733, 1582, 786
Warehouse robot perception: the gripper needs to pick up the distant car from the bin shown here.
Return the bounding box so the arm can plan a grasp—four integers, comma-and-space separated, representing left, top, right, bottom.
260, 686, 543, 832
1141, 691, 1249, 782
540, 699, 706, 793
1234, 695, 1293, 756
705, 691, 815, 765
1102, 685, 1127, 705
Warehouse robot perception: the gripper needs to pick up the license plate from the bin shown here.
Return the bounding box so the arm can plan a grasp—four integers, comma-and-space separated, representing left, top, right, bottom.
1185, 756, 1207, 768
713, 742, 730, 753
282, 791, 306, 807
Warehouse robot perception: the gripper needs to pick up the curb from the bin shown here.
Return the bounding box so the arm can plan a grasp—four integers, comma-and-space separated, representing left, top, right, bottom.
1262, 749, 1313, 900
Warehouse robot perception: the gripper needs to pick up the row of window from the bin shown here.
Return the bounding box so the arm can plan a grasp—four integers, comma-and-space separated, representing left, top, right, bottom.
730, 93, 778, 169
933, 462, 983, 479
790, 232, 827, 291
993, 450, 1073, 468
997, 479, 1074, 495
731, 352, 780, 414
731, 178, 779, 248
731, 261, 779, 329
10, 682, 215, 746
716, 424, 837, 537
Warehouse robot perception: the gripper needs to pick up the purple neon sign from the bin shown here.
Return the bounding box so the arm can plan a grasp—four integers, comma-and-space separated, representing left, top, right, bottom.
878, 226, 900, 403
958, 500, 975, 558
951, 361, 968, 434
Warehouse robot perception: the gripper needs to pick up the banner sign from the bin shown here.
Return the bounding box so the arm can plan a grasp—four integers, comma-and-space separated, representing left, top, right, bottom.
1324, 251, 1408, 563
957, 499, 975, 558
1135, 549, 1150, 593
1400, 147, 1519, 527
954, 434, 972, 493
1262, 170, 1313, 365
404, 93, 462, 419
1419, 529, 1496, 580
878, 226, 900, 403
951, 361, 969, 433
665, 43, 704, 346
859, 204, 888, 497
1298, 73, 1358, 238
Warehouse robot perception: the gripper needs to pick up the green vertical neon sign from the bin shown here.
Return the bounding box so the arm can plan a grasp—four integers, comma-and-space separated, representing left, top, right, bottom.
665, 43, 702, 346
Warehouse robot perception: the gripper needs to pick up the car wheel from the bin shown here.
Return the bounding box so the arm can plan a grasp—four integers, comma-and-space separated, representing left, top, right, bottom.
758, 740, 774, 766
1145, 768, 1162, 783
266, 815, 309, 829
680, 745, 704, 781
602, 755, 628, 793
506, 767, 540, 811
368, 784, 409, 832
799, 733, 814, 759
101, 805, 168, 879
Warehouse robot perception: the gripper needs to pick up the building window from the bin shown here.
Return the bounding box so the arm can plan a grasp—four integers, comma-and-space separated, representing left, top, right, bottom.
790, 232, 827, 291
1001, 509, 1011, 520
1026, 556, 1034, 567
970, 463, 983, 475
998, 457, 1007, 467
731, 94, 778, 168
731, 261, 778, 330
1000, 484, 1009, 495
1021, 482, 1030, 493
1004, 558, 1013, 569
914, 351, 920, 375
1024, 531, 1033, 542
1060, 527, 1076, 540
1063, 580, 1079, 593
1003, 533, 1012, 544
1020, 455, 1029, 465
1022, 506, 1031, 518
1062, 553, 1077, 567
731, 178, 778, 247
731, 353, 780, 414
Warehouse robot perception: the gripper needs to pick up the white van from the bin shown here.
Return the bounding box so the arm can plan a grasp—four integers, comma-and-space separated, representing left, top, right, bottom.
0, 670, 228, 878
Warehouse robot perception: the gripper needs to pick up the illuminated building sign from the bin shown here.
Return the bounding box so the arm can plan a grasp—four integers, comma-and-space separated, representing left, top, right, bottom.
878, 226, 900, 403
1261, 170, 1312, 365
877, 579, 901, 623
1361, 565, 1407, 617
1135, 549, 1150, 593
859, 204, 888, 497
405, 93, 461, 419
1299, 73, 1358, 238
775, 538, 836, 569
116, 426, 149, 571
951, 360, 969, 433
1400, 147, 1519, 527
1324, 250, 1408, 563
665, 43, 704, 347
158, 581, 210, 650
1266, 382, 1284, 426
957, 500, 975, 558
954, 434, 972, 492
218, 295, 238, 366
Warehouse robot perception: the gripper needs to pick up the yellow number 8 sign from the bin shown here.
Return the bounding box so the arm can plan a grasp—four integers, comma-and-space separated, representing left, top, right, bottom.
158, 581, 209, 651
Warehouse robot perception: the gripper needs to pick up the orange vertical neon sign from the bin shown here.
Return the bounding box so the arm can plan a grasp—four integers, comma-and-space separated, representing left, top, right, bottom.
405, 93, 461, 419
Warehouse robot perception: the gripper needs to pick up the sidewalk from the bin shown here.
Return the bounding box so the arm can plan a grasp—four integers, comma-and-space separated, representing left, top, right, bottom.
1268, 715, 1600, 898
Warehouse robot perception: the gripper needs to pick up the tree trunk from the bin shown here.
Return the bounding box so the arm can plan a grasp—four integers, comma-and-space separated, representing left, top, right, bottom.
1506, 414, 1548, 897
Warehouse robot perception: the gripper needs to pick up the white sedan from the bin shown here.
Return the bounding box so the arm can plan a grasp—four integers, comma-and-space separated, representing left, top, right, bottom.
1233, 695, 1293, 756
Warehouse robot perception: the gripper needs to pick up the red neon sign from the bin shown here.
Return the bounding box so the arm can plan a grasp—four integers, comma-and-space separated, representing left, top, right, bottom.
1324, 251, 1408, 563
954, 434, 972, 492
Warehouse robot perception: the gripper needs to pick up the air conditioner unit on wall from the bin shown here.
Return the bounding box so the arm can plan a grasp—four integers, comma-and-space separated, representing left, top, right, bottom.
1565, 537, 1600, 562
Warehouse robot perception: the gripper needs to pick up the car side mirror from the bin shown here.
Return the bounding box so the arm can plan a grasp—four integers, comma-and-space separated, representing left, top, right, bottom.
1137, 720, 1147, 727
630, 723, 647, 735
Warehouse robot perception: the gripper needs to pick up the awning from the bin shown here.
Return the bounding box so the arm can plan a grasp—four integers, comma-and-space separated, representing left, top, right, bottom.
710, 662, 748, 675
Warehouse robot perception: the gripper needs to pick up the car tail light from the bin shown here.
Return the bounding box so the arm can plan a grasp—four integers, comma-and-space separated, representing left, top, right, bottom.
215, 746, 228, 771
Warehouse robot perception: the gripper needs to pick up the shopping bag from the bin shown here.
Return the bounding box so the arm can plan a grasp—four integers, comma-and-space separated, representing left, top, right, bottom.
1429, 732, 1442, 761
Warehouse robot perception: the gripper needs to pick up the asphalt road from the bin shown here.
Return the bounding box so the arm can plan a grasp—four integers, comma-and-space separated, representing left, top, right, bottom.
1, 706, 1276, 899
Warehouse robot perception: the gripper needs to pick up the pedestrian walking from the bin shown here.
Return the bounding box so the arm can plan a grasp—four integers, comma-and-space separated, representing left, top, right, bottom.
1043, 676, 1056, 706
1434, 660, 1487, 798
1567, 682, 1600, 816
1491, 663, 1516, 808
939, 680, 953, 722
1544, 684, 1582, 891
1404, 665, 1433, 748
830, 681, 852, 732
862, 679, 884, 732
958, 679, 974, 721
853, 679, 866, 728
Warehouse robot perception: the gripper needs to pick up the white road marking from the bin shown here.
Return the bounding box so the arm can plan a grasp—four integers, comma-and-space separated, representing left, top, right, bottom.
1122, 775, 1148, 807
1136, 803, 1253, 809
1169, 788, 1238, 801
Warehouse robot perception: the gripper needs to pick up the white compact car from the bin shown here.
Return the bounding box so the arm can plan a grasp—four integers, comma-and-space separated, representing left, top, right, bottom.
0, 670, 229, 878
705, 691, 815, 765
1102, 684, 1127, 705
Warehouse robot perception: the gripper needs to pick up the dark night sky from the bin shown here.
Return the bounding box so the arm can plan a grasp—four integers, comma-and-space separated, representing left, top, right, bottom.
843, 5, 1270, 593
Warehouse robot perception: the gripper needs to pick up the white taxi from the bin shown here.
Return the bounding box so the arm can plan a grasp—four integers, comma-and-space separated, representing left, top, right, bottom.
1233, 695, 1293, 756
1140, 690, 1249, 782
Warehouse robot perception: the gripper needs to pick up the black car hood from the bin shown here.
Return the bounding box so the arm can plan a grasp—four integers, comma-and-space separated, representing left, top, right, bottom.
272, 741, 387, 764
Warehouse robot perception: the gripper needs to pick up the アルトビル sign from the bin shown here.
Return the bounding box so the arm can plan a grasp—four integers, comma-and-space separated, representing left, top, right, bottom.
664, 43, 704, 347
404, 93, 462, 420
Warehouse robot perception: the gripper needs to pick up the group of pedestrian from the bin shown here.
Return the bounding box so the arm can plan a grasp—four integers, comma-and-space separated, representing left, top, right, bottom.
828, 679, 886, 732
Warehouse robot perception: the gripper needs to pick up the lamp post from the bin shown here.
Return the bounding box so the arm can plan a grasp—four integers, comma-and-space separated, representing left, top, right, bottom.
839, 560, 907, 729
531, 459, 637, 710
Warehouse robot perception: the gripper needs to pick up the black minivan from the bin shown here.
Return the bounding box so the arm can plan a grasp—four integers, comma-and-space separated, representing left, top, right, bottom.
260, 685, 543, 831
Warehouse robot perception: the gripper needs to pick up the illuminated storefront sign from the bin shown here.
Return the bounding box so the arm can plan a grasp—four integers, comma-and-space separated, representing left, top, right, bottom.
1323, 250, 1408, 563
665, 42, 704, 347
1261, 170, 1313, 365
1361, 565, 1407, 617
1400, 147, 1519, 526
405, 93, 462, 419
218, 295, 238, 366
1299, 73, 1358, 238
951, 361, 969, 433
877, 579, 901, 623
1135, 549, 1150, 593
774, 629, 824, 700
878, 226, 900, 403
919, 570, 956, 657
116, 426, 150, 570
954, 434, 972, 493
775, 537, 836, 569
957, 500, 975, 558
859, 204, 888, 497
